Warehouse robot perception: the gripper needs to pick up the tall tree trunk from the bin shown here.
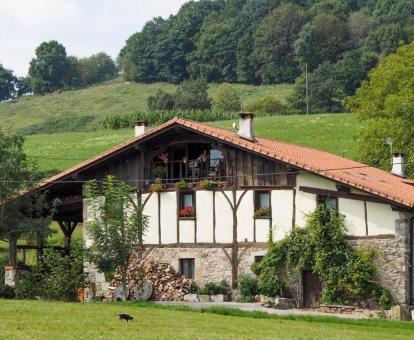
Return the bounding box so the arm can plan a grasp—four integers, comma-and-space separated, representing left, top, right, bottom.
121, 269, 128, 302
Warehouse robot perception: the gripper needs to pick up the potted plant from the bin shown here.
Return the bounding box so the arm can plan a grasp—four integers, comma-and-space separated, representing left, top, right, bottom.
175, 180, 189, 190
153, 165, 166, 182
149, 183, 164, 193
199, 179, 217, 190
179, 206, 196, 218
254, 207, 271, 218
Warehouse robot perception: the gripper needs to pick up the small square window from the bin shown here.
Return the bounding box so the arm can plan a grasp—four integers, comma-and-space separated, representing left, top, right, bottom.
254, 255, 264, 263
317, 195, 338, 210
179, 192, 196, 218
179, 258, 195, 279
254, 191, 271, 218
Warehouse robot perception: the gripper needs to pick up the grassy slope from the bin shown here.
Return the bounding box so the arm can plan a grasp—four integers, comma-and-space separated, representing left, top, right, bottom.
0, 300, 413, 339
0, 78, 292, 132
24, 113, 362, 172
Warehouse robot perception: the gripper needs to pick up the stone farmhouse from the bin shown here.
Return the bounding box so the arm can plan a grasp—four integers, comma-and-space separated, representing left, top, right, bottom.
5, 114, 414, 309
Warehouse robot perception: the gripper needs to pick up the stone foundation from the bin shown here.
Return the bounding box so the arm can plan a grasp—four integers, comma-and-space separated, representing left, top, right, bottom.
347, 235, 408, 304
143, 245, 267, 286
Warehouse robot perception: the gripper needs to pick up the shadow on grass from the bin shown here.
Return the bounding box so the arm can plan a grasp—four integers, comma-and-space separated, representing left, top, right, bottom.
106, 301, 414, 331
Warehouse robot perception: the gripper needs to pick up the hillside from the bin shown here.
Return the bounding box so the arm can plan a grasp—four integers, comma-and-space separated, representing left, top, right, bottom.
0, 78, 292, 133
24, 113, 362, 172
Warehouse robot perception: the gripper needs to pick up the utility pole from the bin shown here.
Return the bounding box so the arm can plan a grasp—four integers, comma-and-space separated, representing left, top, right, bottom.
305, 62, 309, 115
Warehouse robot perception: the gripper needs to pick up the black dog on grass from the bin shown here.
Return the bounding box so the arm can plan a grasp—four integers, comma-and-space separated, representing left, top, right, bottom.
118, 313, 134, 322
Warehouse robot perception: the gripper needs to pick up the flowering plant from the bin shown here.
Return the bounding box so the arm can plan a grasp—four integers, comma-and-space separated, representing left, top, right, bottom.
179, 206, 195, 218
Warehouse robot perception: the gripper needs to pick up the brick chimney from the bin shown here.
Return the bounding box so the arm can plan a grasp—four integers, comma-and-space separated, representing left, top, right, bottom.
391, 153, 405, 177
134, 120, 148, 137
238, 113, 255, 141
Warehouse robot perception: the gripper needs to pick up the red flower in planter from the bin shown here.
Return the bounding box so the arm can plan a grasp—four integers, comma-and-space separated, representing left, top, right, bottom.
179, 206, 195, 218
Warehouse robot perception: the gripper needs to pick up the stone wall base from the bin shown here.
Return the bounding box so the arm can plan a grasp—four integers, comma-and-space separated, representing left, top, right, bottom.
3, 266, 29, 287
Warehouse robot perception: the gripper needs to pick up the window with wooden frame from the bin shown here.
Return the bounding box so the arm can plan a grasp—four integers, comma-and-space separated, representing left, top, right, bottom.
317, 195, 338, 210
179, 258, 195, 279
254, 255, 264, 263
178, 191, 196, 218
254, 191, 271, 218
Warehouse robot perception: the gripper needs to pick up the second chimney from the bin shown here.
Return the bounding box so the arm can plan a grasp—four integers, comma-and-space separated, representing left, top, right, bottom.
392, 153, 405, 177
238, 113, 255, 141
134, 120, 149, 137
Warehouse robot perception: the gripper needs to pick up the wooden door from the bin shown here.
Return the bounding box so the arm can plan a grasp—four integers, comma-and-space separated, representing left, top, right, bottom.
303, 270, 322, 308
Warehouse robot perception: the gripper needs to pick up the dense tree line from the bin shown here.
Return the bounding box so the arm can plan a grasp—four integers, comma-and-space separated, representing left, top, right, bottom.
0, 64, 29, 100
28, 41, 117, 95
119, 0, 414, 112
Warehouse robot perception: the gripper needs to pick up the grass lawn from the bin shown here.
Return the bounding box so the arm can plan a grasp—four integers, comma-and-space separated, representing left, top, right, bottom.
24, 113, 363, 172
0, 79, 292, 133
0, 300, 413, 339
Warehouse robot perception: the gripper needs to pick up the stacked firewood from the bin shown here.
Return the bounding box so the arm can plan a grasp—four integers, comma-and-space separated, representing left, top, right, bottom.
108, 258, 191, 301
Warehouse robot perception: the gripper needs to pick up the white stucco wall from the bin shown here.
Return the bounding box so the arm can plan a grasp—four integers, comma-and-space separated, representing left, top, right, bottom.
297, 173, 337, 191
196, 191, 214, 243
160, 192, 177, 244
256, 219, 270, 243
272, 190, 294, 240
338, 198, 366, 236
366, 202, 399, 235
215, 190, 234, 243
179, 220, 195, 243
142, 193, 159, 244
237, 190, 254, 242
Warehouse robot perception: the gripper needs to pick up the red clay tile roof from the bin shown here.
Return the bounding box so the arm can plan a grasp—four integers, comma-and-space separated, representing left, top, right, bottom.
34, 118, 414, 208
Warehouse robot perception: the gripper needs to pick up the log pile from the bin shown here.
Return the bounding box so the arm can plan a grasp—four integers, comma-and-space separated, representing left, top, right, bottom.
108, 258, 191, 301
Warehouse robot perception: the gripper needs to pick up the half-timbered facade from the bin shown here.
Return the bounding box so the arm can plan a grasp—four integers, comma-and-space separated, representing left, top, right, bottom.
7, 114, 414, 309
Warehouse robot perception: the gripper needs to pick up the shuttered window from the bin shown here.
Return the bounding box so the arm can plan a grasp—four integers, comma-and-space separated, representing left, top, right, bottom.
179, 258, 195, 279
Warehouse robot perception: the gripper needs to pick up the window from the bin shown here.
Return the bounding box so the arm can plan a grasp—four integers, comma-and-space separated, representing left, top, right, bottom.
254, 255, 264, 263
317, 195, 338, 210
179, 191, 196, 218
254, 191, 271, 218
179, 258, 195, 279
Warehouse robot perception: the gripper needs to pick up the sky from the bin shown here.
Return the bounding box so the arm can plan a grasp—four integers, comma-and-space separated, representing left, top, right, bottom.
0, 0, 189, 76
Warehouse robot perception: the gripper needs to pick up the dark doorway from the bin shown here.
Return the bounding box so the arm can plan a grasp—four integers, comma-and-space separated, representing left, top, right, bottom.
303, 270, 322, 308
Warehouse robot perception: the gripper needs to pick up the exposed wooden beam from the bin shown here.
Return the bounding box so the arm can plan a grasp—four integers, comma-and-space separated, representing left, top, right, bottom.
299, 186, 389, 205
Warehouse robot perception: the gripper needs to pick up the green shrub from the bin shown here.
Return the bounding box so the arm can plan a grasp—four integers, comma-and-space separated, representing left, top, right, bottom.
174, 79, 212, 110
15, 248, 85, 301
199, 280, 230, 295
237, 275, 258, 302
15, 268, 44, 299
0, 285, 15, 299
189, 281, 199, 294
257, 205, 390, 306
212, 83, 241, 112
245, 95, 289, 116
148, 89, 175, 111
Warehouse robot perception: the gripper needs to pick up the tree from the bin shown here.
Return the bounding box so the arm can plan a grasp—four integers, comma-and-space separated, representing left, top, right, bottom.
0, 130, 54, 262
288, 61, 344, 113
188, 14, 238, 82
347, 11, 377, 49
345, 42, 414, 176
251, 3, 306, 83
174, 79, 212, 110
0, 65, 17, 100
294, 13, 347, 71
78, 52, 117, 87
147, 89, 175, 111
212, 83, 241, 112
86, 175, 149, 301
28, 41, 70, 94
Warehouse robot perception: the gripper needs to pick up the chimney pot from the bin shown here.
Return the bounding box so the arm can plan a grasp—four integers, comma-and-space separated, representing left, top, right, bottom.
134, 120, 148, 137
391, 153, 405, 177
237, 112, 255, 141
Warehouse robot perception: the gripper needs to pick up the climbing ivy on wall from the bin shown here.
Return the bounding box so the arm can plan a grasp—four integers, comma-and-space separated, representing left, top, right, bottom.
253, 204, 393, 309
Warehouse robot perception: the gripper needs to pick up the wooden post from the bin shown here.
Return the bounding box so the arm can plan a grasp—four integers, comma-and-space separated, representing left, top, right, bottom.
57, 220, 78, 250
8, 234, 17, 267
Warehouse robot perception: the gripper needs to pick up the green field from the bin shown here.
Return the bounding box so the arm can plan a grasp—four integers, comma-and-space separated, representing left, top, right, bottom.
0, 79, 292, 133
24, 113, 362, 172
0, 300, 413, 339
